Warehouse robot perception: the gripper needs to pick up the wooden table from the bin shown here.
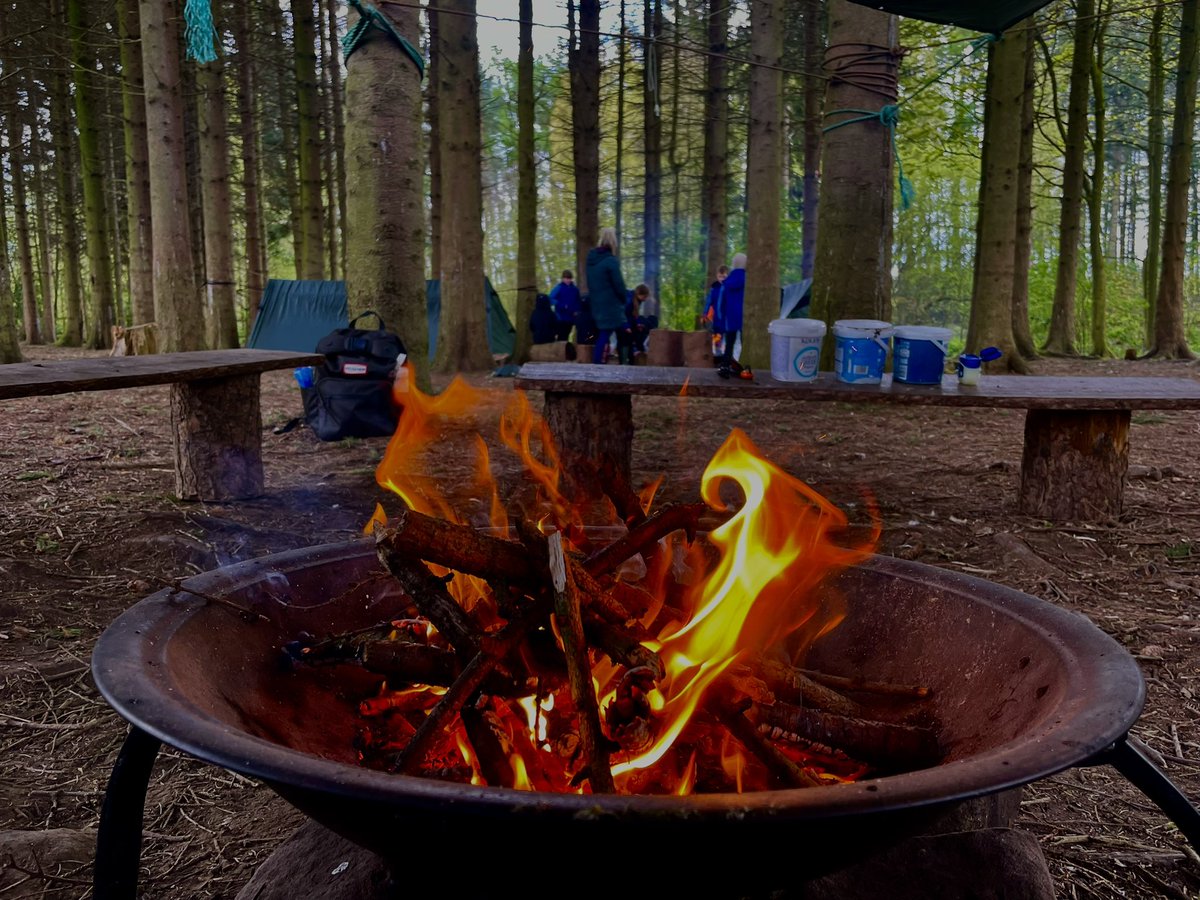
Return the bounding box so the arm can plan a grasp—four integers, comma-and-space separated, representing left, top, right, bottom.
515, 364, 1200, 522
1, 350, 323, 501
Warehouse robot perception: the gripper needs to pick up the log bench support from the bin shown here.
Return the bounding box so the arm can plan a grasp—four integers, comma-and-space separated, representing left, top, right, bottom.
544, 391, 633, 484
1018, 409, 1130, 522
171, 373, 265, 501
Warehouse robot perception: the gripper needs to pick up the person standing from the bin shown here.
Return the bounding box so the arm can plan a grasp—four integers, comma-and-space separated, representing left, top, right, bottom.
715, 253, 746, 374
549, 269, 581, 341
584, 227, 631, 364
628, 283, 659, 359
703, 265, 728, 360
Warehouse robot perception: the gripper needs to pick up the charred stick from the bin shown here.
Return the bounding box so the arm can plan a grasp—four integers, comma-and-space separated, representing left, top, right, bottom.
752, 701, 941, 771
583, 502, 710, 578
797, 669, 931, 700
610, 581, 656, 620
376, 531, 482, 658
549, 532, 614, 793
379, 507, 544, 585
461, 703, 516, 788
360, 691, 441, 716
755, 657, 864, 718
582, 616, 665, 681
598, 456, 649, 526
360, 640, 532, 697
569, 559, 643, 627
394, 606, 541, 775
711, 697, 821, 789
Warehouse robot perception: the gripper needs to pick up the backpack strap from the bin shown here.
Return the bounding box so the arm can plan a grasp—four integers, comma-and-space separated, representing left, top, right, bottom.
349, 310, 386, 331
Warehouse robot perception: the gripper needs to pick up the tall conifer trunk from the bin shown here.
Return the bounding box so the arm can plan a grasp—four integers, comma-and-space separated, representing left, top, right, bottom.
293, 0, 325, 279
572, 0, 601, 294
236, 0, 267, 326
1151, 0, 1199, 358
69, 0, 116, 349
643, 0, 662, 299
29, 83, 56, 342
1143, 4, 1165, 341
0, 175, 20, 361
1011, 27, 1038, 361
701, 0, 728, 284
199, 53, 239, 349
433, 0, 492, 372
801, 0, 824, 281
1088, 17, 1108, 358
119, 0, 155, 325
427, 9, 442, 282
615, 0, 627, 244
140, 0, 204, 351
7, 100, 42, 345
325, 0, 347, 278
514, 0, 537, 364
741, 0, 784, 368
49, 0, 84, 345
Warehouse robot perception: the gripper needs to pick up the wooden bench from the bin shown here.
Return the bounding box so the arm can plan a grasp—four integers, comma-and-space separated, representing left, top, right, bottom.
0, 349, 323, 501
514, 363, 1200, 522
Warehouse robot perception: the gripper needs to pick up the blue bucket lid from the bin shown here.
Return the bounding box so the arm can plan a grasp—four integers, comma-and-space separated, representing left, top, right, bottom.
958, 354, 982, 368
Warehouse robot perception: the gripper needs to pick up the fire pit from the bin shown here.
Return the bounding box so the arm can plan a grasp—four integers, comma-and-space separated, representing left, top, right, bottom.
91, 537, 1200, 898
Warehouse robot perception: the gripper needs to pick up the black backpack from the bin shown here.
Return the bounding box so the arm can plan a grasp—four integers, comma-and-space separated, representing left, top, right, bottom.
301, 311, 407, 441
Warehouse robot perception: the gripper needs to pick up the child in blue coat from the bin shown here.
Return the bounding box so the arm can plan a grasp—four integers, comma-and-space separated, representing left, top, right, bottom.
715, 254, 745, 372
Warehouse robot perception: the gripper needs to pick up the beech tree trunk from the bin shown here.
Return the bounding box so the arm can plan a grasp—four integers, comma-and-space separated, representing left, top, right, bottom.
1011, 27, 1038, 361
49, 0, 84, 346
140, 0, 205, 351
293, 0, 325, 280
199, 57, 239, 349
701, 0, 729, 284
236, 0, 267, 327
514, 0, 537, 364
967, 31, 1029, 373
1150, 0, 1199, 359
433, 0, 491, 373
1044, 0, 1095, 357
344, 0, 429, 388
572, 0, 601, 294
811, 1, 896, 370
741, 0, 784, 369
119, 0, 154, 325
643, 0, 663, 300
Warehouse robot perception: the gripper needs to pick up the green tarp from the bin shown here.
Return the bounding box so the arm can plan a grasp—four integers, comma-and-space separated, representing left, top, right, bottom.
426, 276, 516, 360
845, 1, 1052, 33
246, 279, 348, 352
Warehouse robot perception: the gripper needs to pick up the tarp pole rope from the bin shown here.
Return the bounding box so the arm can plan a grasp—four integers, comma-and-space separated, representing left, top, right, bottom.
343, 0, 425, 76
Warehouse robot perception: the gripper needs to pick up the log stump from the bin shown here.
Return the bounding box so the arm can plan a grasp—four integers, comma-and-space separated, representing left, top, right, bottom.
544, 391, 633, 489
171, 374, 264, 501
1018, 409, 1130, 521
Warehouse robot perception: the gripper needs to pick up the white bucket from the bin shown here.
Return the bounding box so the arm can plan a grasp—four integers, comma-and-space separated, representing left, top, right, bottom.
832, 319, 893, 384
769, 318, 826, 382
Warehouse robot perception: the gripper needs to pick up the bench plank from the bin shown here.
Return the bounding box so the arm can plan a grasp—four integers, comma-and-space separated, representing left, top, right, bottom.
0, 349, 323, 400
515, 364, 1200, 410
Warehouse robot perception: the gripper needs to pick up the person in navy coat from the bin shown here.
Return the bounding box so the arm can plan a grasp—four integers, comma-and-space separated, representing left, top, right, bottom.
715, 253, 745, 369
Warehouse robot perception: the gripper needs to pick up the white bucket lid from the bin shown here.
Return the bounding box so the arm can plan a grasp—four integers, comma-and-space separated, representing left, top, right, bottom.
893, 325, 953, 341
833, 319, 893, 338
769, 317, 827, 337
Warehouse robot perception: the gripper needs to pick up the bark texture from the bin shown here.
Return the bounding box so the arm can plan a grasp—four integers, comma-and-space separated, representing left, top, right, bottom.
572, 0, 601, 294
1010, 28, 1037, 361
293, 0, 325, 280
514, 0, 537, 364
801, 0, 825, 281
702, 0, 729, 283
118, 0, 154, 325
198, 58, 239, 349
171, 374, 264, 501
49, 0, 84, 345
236, 0, 267, 328
1019, 410, 1130, 522
1143, 4, 1165, 340
643, 0, 663, 300
544, 393, 634, 486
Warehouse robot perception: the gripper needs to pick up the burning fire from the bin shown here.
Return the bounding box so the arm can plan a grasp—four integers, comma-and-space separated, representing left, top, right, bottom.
357, 373, 879, 794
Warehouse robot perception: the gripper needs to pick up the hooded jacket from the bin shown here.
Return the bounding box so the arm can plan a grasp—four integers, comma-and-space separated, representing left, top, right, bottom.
585, 246, 629, 330
717, 267, 745, 332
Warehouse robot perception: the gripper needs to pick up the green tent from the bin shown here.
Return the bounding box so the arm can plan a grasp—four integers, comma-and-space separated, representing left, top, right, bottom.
246, 279, 348, 352
426, 276, 516, 361
845, 1, 1052, 33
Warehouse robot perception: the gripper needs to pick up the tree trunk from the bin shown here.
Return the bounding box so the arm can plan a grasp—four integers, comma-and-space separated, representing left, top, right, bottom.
171, 374, 263, 501
343, 1, 429, 388
140, 0, 204, 351
801, 0, 825, 282
235, 0, 267, 328
1150, 0, 1199, 358
69, 0, 116, 349
1011, 27, 1037, 361
1088, 16, 1108, 358
292, 0, 325, 280
29, 85, 57, 343
572, 0, 601, 294
967, 31, 1029, 373
615, 0, 627, 245
325, 0, 347, 279
181, 59, 206, 300
427, 7, 442, 282
702, 0, 729, 284
1143, 3, 1165, 342
118, 0, 154, 325
199, 57, 239, 349
433, 0, 492, 373
49, 0, 84, 346
1019, 410, 1129, 522
0, 176, 21, 362
1044, 0, 1095, 356
741, 0, 784, 369
514, 0, 537, 364
7, 104, 42, 345
643, 0, 663, 300
811, 1, 896, 370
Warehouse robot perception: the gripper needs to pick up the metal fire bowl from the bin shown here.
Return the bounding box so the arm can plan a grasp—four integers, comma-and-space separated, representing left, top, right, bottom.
93, 540, 1145, 892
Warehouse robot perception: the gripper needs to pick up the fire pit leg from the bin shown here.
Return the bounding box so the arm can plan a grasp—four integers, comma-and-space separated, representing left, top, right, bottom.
1094, 733, 1200, 852
94, 726, 162, 900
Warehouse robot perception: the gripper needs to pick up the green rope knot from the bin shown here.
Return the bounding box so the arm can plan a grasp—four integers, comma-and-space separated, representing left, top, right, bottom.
343, 0, 424, 76
184, 0, 218, 64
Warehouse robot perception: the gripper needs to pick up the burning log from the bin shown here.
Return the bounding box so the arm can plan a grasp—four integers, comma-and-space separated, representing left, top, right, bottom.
359, 640, 530, 697
375, 533, 482, 657
797, 669, 931, 700
461, 702, 515, 787
359, 691, 440, 717
583, 502, 710, 578
378, 507, 542, 586
604, 667, 657, 754
582, 617, 665, 680
752, 702, 941, 772
549, 532, 614, 793
755, 657, 865, 718
711, 696, 822, 789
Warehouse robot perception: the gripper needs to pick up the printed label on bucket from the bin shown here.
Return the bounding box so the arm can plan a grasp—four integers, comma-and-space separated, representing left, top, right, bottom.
834, 338, 887, 383
793, 345, 819, 378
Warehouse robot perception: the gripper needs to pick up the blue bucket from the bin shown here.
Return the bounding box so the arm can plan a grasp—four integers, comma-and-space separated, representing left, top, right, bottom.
833, 320, 893, 384
893, 326, 952, 385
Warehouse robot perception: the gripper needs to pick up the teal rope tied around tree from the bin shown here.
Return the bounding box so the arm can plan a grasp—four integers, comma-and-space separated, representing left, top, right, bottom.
184, 0, 218, 64
343, 0, 425, 77
822, 33, 998, 211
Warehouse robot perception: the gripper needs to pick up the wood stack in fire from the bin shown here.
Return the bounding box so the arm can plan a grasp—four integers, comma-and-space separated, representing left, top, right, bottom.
288, 491, 940, 795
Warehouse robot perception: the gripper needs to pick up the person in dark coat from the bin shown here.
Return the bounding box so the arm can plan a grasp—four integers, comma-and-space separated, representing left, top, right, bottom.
529, 293, 559, 344
575, 297, 598, 346
584, 227, 630, 364
715, 253, 746, 371
549, 270, 581, 341
703, 265, 728, 361
628, 283, 659, 359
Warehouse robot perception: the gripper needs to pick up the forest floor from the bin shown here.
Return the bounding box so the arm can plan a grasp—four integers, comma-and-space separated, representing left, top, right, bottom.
1, 344, 1199, 899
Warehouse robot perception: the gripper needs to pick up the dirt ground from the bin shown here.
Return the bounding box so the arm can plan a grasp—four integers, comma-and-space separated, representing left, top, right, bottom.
1, 345, 1198, 899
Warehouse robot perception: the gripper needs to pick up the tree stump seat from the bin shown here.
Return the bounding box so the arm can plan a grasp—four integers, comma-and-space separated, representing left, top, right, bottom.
0, 350, 323, 501
514, 363, 1200, 523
